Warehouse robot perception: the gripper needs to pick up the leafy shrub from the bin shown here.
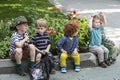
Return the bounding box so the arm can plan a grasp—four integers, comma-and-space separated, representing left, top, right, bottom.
44, 14, 89, 53
0, 37, 10, 58
0, 5, 89, 58
0, 13, 89, 58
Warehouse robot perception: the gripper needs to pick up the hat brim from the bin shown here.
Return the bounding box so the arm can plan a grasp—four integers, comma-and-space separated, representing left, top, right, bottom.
10, 21, 31, 31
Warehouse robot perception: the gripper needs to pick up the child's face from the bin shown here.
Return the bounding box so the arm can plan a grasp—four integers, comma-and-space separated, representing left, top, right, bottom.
36, 26, 46, 35
16, 23, 28, 32
93, 19, 100, 28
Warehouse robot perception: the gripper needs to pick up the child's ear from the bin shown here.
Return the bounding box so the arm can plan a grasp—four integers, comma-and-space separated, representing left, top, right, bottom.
16, 26, 19, 30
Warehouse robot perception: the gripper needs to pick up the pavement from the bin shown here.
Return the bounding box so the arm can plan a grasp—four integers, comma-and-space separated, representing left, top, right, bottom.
0, 0, 120, 80
49, 0, 120, 40
0, 56, 120, 80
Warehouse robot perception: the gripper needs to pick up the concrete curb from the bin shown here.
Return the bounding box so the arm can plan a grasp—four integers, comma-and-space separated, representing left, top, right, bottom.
0, 59, 16, 74
0, 52, 98, 74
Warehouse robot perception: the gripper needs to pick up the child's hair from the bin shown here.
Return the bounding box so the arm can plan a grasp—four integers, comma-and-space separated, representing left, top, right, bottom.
92, 15, 100, 22
35, 18, 47, 28
64, 21, 80, 37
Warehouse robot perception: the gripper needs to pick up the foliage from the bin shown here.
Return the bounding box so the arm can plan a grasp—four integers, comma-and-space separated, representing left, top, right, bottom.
0, 0, 66, 20
44, 14, 89, 51
66, 9, 89, 50
0, 37, 10, 58
0, 20, 13, 41
78, 18, 89, 50
0, 1, 89, 58
45, 14, 68, 50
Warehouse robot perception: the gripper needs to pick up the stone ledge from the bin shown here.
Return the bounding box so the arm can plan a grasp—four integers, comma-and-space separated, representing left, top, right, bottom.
0, 52, 98, 74
66, 52, 98, 70
0, 59, 16, 74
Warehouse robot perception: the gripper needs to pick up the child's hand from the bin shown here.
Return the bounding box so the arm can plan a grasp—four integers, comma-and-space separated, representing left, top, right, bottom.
40, 50, 46, 55
61, 49, 67, 53
43, 49, 49, 53
88, 15, 93, 31
24, 36, 29, 41
72, 49, 78, 55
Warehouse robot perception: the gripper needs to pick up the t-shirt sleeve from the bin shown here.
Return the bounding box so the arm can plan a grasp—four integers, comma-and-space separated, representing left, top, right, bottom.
11, 36, 20, 45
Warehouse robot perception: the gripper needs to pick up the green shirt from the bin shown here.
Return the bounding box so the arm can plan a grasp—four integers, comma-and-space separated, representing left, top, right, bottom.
89, 26, 103, 47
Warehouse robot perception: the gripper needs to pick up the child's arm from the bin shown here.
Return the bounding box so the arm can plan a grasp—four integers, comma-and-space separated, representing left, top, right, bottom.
72, 37, 79, 55
88, 16, 93, 32
57, 37, 67, 54
99, 12, 107, 27
44, 44, 51, 53
102, 31, 115, 46
61, 48, 67, 53
15, 35, 29, 48
34, 46, 43, 53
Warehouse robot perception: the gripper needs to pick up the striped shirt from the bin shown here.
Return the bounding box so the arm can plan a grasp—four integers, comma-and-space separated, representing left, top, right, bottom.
31, 32, 51, 50
102, 31, 114, 45
10, 32, 29, 55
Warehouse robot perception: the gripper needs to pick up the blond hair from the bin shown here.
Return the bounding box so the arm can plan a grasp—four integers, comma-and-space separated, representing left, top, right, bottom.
35, 18, 47, 28
93, 15, 100, 22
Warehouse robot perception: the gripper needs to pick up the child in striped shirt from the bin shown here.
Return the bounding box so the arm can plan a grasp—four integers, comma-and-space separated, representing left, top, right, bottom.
31, 18, 56, 74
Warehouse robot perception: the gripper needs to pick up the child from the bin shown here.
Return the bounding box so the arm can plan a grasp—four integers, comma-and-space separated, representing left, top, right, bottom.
99, 12, 116, 64
102, 31, 116, 64
31, 18, 56, 74
57, 21, 80, 73
88, 13, 111, 68
10, 16, 36, 76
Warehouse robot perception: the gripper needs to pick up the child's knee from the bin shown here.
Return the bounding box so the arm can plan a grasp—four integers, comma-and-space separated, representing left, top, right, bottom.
36, 53, 42, 61
60, 53, 67, 59
29, 44, 35, 50
15, 48, 22, 55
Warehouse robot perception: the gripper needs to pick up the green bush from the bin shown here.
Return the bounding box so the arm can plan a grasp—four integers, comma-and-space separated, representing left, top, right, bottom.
44, 14, 89, 51
0, 13, 89, 58
0, 37, 10, 58
0, 1, 89, 58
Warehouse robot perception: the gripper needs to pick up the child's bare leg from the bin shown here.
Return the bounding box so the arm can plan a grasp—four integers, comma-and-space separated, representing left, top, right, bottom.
15, 48, 22, 64
14, 48, 26, 76
29, 44, 35, 61
29, 44, 36, 67
36, 53, 42, 62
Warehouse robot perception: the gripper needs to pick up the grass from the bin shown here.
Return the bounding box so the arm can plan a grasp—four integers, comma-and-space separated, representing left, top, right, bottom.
0, 0, 66, 20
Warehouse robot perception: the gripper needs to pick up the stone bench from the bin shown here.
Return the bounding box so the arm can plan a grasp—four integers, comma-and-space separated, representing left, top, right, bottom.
54, 52, 98, 70
0, 52, 98, 74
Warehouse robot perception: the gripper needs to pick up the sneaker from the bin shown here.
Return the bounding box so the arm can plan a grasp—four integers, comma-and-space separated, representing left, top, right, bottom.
75, 65, 80, 72
61, 67, 67, 73
16, 65, 27, 76
104, 60, 111, 66
99, 62, 107, 68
